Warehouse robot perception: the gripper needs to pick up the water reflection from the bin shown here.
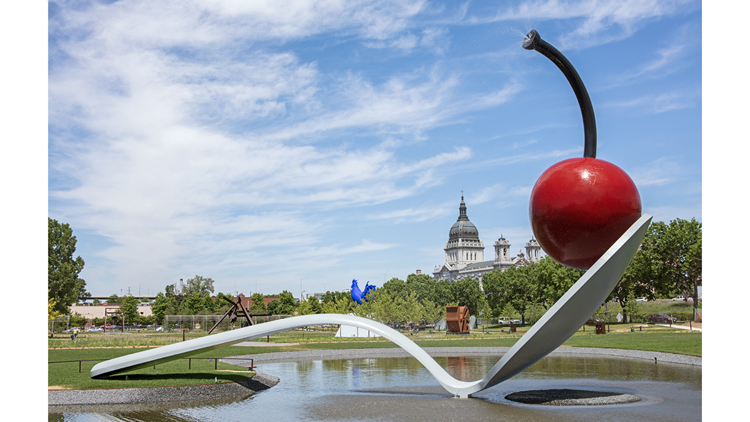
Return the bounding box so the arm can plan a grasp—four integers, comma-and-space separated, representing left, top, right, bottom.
50, 355, 701, 422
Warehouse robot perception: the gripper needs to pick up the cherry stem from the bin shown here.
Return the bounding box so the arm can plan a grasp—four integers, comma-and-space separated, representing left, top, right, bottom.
523, 29, 596, 159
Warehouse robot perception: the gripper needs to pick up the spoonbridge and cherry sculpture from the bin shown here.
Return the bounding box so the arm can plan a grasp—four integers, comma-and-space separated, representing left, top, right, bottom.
91, 30, 651, 398
91, 214, 651, 398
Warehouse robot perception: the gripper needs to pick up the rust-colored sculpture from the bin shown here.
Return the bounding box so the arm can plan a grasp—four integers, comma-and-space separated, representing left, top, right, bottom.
207, 294, 254, 334
446, 306, 470, 334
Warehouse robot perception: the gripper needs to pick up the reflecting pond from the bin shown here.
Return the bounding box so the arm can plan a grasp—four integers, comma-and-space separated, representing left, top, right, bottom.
49, 355, 701, 422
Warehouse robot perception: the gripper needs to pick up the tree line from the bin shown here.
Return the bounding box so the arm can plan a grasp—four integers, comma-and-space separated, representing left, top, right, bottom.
343, 217, 702, 325
50, 217, 701, 327
485, 217, 702, 323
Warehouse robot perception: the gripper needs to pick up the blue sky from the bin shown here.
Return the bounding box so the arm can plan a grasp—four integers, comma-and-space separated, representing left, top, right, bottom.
45, 0, 703, 298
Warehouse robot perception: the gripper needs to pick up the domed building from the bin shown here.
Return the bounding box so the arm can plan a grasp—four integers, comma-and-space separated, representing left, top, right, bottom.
433, 196, 542, 282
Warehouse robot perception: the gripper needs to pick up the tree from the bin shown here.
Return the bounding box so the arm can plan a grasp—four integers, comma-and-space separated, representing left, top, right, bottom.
308, 297, 322, 314
503, 265, 539, 324
69, 312, 88, 327
525, 303, 546, 325
400, 291, 425, 326
107, 294, 121, 304
248, 293, 267, 315
500, 303, 517, 321
534, 256, 584, 307
165, 284, 185, 310
608, 249, 655, 321
623, 292, 641, 323
321, 290, 349, 305
183, 275, 215, 296
48, 291, 62, 321
271, 290, 297, 315
152, 292, 170, 324
377, 289, 399, 323
298, 297, 322, 315
187, 291, 205, 314
637, 218, 702, 319
120, 296, 140, 322
48, 218, 88, 314
266, 299, 281, 315
203, 294, 217, 313
429, 279, 453, 308
404, 273, 453, 307
422, 299, 444, 325
297, 299, 312, 315
381, 277, 407, 297
321, 295, 355, 315
405, 273, 434, 303
449, 278, 485, 317
484, 265, 542, 324
482, 270, 509, 319
214, 292, 234, 315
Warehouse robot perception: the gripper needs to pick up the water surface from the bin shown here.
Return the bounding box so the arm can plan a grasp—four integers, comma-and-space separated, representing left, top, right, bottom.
50, 355, 701, 422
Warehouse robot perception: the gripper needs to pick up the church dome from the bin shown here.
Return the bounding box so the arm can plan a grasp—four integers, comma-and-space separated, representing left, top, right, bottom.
449, 196, 479, 240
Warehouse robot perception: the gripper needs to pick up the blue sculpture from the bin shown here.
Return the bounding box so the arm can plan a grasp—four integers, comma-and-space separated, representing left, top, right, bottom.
350, 279, 376, 305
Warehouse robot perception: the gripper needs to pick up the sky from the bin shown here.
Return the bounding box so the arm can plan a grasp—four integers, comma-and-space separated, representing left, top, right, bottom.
45, 0, 704, 299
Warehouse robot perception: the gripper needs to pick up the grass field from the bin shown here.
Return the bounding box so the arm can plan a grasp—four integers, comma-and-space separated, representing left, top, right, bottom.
49, 321, 700, 390
598, 299, 701, 322
48, 347, 255, 390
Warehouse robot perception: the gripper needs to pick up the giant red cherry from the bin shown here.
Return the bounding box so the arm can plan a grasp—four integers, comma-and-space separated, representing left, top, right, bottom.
530, 157, 641, 269
523, 30, 642, 269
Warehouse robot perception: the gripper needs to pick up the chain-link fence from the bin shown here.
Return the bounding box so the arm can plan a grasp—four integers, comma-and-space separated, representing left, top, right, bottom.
48, 316, 70, 334
163, 314, 292, 332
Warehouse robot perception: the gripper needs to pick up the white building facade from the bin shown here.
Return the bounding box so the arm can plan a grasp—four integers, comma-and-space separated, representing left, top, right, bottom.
433, 196, 542, 282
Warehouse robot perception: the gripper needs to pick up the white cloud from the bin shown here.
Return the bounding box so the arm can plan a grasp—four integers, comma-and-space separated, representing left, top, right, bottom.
460, 184, 533, 211
340, 239, 399, 254
366, 205, 452, 223
631, 157, 681, 186
512, 139, 538, 149
264, 71, 463, 141
478, 146, 582, 167
51, 0, 429, 47
603, 89, 699, 114
365, 26, 450, 53
471, 0, 698, 49
603, 24, 697, 89
482, 226, 539, 254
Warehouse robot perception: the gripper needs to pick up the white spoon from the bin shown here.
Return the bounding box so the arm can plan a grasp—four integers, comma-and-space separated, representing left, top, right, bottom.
92, 214, 652, 398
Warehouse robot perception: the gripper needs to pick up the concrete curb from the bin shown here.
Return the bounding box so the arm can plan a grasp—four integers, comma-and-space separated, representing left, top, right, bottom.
224, 346, 701, 367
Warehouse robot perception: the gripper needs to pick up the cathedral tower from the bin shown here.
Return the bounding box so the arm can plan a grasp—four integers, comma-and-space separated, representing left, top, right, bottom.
444, 195, 484, 270
526, 237, 542, 263
494, 235, 512, 266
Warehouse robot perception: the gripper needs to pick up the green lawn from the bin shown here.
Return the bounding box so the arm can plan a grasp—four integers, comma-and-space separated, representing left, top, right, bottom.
561, 330, 702, 356
49, 348, 255, 389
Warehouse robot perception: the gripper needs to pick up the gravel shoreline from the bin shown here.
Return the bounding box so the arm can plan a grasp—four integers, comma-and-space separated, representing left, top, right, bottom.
49, 346, 699, 410
48, 371, 279, 411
